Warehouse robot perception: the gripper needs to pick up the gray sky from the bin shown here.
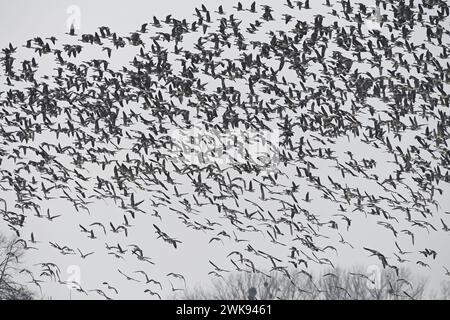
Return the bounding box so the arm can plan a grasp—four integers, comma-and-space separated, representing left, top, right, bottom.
0, 0, 449, 299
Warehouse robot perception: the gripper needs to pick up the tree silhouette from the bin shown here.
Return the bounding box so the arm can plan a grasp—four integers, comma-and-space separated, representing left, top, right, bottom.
179, 266, 434, 300
0, 234, 36, 299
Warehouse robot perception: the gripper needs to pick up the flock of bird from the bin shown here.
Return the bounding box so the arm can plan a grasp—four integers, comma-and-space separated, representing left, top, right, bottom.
0, 0, 449, 299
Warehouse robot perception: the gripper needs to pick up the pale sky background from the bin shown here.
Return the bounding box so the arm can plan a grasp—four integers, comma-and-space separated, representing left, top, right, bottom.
0, 0, 449, 299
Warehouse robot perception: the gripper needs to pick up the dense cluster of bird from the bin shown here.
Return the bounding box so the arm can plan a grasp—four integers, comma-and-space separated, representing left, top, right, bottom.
0, 0, 449, 299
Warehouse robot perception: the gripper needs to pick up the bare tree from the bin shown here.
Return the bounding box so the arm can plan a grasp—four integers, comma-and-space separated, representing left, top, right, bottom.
317, 266, 427, 300
179, 266, 429, 300
180, 270, 320, 300
432, 281, 450, 300
0, 234, 35, 300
